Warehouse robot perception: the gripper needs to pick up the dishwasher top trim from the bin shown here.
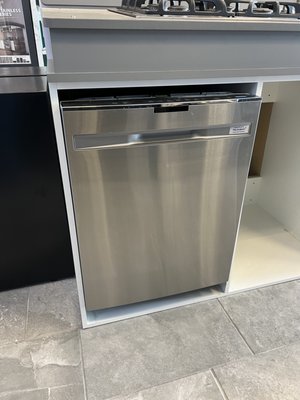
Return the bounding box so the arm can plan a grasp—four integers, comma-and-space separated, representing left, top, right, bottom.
60, 92, 261, 111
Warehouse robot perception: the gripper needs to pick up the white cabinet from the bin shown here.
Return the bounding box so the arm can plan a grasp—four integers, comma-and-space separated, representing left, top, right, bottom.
229, 81, 300, 292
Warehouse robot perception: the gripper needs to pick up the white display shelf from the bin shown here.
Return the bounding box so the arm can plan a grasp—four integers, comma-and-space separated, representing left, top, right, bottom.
228, 203, 300, 293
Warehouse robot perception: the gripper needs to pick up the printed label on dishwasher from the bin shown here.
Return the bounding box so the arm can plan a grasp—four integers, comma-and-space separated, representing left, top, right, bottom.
229, 125, 250, 135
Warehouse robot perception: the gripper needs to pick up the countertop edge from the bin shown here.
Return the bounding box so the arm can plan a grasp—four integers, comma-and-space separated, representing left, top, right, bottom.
42, 8, 300, 31
46, 67, 300, 84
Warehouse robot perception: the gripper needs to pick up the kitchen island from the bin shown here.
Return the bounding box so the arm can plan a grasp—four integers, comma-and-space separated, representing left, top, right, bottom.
43, 7, 300, 83
42, 1, 300, 327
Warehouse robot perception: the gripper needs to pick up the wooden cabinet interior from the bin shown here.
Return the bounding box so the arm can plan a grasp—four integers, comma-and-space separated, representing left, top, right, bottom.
249, 103, 273, 177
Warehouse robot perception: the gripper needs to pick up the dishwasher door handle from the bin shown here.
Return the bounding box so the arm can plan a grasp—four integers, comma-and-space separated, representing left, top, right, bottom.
73, 128, 250, 151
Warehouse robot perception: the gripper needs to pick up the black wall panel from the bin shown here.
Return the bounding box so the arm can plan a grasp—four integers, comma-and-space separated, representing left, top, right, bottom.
0, 91, 74, 290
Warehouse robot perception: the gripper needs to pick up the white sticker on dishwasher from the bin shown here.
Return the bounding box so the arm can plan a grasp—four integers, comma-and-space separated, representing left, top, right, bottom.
229, 125, 250, 135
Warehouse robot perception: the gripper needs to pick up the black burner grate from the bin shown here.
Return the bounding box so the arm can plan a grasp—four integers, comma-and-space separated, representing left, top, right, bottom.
116, 0, 231, 16
110, 0, 300, 18
226, 0, 300, 17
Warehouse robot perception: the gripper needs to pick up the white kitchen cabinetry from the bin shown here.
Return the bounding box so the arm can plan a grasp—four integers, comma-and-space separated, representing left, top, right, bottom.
229, 81, 300, 292
42, 3, 300, 327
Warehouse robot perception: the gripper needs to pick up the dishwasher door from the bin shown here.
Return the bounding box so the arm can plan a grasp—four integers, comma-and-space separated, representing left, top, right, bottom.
61, 96, 261, 311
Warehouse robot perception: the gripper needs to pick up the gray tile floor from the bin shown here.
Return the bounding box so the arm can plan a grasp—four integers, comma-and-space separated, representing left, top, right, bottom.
0, 279, 300, 399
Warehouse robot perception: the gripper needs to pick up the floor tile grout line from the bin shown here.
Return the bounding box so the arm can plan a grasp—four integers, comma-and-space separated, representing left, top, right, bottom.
217, 299, 255, 356
103, 364, 243, 400
0, 383, 85, 398
24, 287, 30, 339
79, 330, 89, 400
49, 383, 83, 391
252, 337, 300, 357
103, 368, 223, 400
210, 369, 230, 400
0, 388, 49, 396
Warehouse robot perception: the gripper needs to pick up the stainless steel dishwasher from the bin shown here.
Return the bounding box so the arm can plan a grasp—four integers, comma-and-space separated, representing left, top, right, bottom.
61, 91, 261, 311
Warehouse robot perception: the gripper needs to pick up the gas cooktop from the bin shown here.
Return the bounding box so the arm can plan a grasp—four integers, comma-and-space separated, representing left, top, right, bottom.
109, 0, 300, 19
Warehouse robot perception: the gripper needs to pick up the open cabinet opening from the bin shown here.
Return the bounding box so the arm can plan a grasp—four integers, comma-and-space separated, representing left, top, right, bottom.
249, 102, 273, 178
229, 81, 300, 292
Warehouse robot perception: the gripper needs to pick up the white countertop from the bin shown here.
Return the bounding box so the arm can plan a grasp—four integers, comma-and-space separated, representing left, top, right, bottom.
42, 8, 300, 31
